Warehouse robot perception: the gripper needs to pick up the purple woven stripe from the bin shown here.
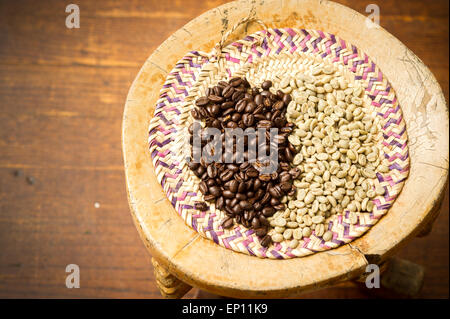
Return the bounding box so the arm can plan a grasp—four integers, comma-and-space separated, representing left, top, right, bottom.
270, 250, 283, 259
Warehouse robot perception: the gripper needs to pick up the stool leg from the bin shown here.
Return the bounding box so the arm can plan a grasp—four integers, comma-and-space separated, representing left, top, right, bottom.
151, 258, 192, 299
355, 257, 425, 298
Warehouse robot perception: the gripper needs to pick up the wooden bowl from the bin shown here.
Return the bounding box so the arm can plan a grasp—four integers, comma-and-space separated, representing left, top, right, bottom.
122, 0, 448, 298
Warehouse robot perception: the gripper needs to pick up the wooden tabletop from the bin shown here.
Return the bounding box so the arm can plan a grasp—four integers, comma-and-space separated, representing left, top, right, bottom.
0, 0, 448, 298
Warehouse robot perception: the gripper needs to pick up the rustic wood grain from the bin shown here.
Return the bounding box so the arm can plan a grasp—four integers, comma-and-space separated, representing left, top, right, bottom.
0, 0, 448, 298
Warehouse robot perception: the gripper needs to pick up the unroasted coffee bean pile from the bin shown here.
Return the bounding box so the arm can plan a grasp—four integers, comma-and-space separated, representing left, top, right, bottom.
187, 77, 300, 248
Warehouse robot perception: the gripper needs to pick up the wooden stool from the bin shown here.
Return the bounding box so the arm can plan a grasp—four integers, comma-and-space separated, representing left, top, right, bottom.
122, 0, 448, 298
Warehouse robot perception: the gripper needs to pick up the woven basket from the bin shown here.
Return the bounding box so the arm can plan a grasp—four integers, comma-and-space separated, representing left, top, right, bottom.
148, 17, 409, 259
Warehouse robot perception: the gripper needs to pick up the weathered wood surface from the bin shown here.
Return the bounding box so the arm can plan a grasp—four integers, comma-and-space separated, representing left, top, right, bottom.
0, 0, 448, 298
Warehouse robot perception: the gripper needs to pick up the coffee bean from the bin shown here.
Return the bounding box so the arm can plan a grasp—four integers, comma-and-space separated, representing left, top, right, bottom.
282, 94, 292, 105
216, 196, 224, 209
220, 169, 234, 182
223, 190, 235, 199
207, 165, 217, 178
228, 180, 239, 193
204, 194, 216, 201
259, 174, 271, 182
273, 100, 284, 110
261, 193, 271, 205
261, 80, 272, 90
194, 201, 208, 211
251, 217, 261, 228
222, 85, 234, 98
195, 96, 209, 107
235, 99, 247, 113
199, 181, 208, 194
244, 102, 256, 113
230, 77, 243, 87
239, 201, 252, 210
242, 113, 254, 126
255, 227, 267, 237
209, 104, 220, 116
261, 235, 272, 247
209, 186, 221, 197
221, 217, 234, 229
269, 186, 283, 198
262, 206, 275, 217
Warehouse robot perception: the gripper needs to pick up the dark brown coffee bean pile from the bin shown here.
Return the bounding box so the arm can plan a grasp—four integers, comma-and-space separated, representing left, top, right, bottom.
187, 77, 300, 248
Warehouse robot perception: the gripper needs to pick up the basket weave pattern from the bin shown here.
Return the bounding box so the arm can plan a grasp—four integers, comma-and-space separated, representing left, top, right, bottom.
148, 28, 409, 259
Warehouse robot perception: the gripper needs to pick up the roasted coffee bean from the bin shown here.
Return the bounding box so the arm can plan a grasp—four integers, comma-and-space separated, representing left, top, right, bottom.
236, 193, 247, 201
255, 227, 267, 237
196, 165, 205, 176
261, 193, 271, 205
230, 77, 243, 87
233, 204, 243, 214
280, 181, 292, 192
222, 85, 234, 98
270, 197, 280, 206
273, 100, 284, 110
220, 169, 234, 182
289, 167, 301, 179
282, 93, 292, 105
237, 181, 247, 193
204, 194, 216, 202
191, 109, 201, 120
209, 104, 220, 116
244, 102, 256, 113
221, 217, 234, 229
242, 113, 254, 126
221, 101, 235, 109
232, 91, 244, 101
254, 94, 263, 105
223, 190, 235, 199
239, 201, 252, 210
257, 120, 272, 128
216, 196, 225, 209
235, 99, 247, 113
284, 147, 294, 162
259, 215, 270, 226
262, 206, 275, 217
208, 95, 223, 103
227, 121, 238, 128
261, 80, 272, 90
218, 81, 228, 87
259, 174, 271, 182
231, 113, 241, 122
228, 180, 239, 193
187, 161, 200, 170
261, 235, 272, 247
194, 201, 208, 211
269, 186, 283, 198
199, 181, 208, 194
251, 178, 261, 191
209, 186, 221, 197
254, 202, 263, 211
251, 217, 261, 228
207, 165, 218, 178
195, 96, 209, 107
227, 164, 239, 172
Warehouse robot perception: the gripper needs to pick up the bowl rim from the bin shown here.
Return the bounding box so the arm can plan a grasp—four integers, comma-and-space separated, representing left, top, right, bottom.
122, 0, 449, 297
